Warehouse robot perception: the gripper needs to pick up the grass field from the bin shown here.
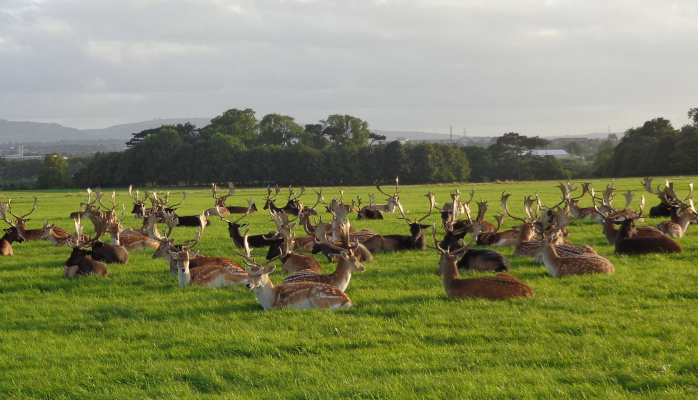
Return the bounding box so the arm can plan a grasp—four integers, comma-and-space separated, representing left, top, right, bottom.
0, 178, 697, 399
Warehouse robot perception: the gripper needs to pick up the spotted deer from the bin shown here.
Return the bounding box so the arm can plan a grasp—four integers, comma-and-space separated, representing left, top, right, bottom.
240, 235, 352, 311
532, 233, 615, 277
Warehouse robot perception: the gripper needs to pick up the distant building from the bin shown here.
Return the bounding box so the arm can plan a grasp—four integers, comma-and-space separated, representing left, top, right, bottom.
3, 145, 44, 161
527, 149, 571, 159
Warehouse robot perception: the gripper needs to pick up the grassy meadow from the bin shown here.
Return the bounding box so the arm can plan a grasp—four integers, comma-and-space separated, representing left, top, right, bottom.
1, 177, 697, 399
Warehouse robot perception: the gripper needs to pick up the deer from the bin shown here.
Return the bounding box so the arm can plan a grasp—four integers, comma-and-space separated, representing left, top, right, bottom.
150, 190, 210, 227
432, 224, 510, 273
105, 214, 160, 252
38, 220, 77, 247
239, 237, 352, 310
207, 182, 258, 217
81, 213, 129, 264
311, 218, 373, 263
560, 181, 600, 221
282, 226, 366, 291
263, 185, 304, 216
63, 217, 109, 278
513, 227, 596, 262
265, 214, 323, 274
482, 192, 540, 248
613, 216, 683, 255
151, 212, 243, 275
356, 195, 384, 220
370, 177, 401, 213
0, 202, 26, 256
434, 241, 535, 300
361, 193, 435, 253
596, 198, 664, 244
531, 232, 615, 277
2, 197, 45, 241
641, 178, 691, 218
218, 201, 276, 249
656, 203, 698, 238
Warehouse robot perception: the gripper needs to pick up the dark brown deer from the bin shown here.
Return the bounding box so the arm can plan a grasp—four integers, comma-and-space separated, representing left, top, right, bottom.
3, 197, 45, 241
614, 217, 683, 255
433, 224, 510, 272
63, 218, 109, 277
361, 193, 435, 253
0, 202, 26, 256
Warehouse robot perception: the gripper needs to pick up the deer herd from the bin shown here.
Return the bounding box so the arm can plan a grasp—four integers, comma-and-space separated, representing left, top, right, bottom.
1, 177, 695, 310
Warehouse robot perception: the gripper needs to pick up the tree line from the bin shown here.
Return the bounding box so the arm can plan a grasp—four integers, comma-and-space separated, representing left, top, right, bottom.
4, 107, 697, 190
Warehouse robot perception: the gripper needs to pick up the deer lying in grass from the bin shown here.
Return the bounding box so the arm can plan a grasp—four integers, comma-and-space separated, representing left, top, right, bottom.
151, 212, 244, 275
433, 224, 510, 272
63, 218, 109, 278
2, 197, 46, 241
282, 226, 365, 291
240, 236, 352, 310
656, 203, 698, 238
614, 217, 683, 255
218, 202, 275, 249
532, 232, 614, 277
168, 245, 248, 288
208, 182, 258, 217
0, 203, 25, 256
361, 193, 435, 253
434, 242, 534, 300
311, 219, 373, 263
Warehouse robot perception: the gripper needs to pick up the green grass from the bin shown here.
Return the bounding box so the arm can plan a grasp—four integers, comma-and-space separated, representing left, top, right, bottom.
1, 178, 698, 399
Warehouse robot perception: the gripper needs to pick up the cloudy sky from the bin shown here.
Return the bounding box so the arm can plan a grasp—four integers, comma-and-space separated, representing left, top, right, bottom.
1, 0, 696, 137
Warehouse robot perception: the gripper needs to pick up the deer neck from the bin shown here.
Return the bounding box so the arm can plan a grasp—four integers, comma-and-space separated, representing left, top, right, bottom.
439, 256, 460, 287
602, 219, 619, 243
538, 244, 562, 276
177, 264, 192, 286
251, 275, 277, 310
1, 237, 12, 255
674, 211, 693, 231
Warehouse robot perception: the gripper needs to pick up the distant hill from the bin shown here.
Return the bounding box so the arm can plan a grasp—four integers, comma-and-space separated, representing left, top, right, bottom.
0, 118, 622, 144
0, 118, 213, 142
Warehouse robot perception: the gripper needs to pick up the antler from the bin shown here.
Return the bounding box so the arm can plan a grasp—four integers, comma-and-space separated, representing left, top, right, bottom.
6, 196, 38, 220
0, 201, 17, 227
501, 192, 528, 223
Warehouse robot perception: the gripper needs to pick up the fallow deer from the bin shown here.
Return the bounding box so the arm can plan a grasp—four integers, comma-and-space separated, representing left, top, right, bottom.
38, 220, 75, 247
311, 219, 373, 263
596, 199, 664, 244
282, 227, 365, 291
0, 202, 25, 256
656, 205, 698, 238
433, 224, 510, 273
240, 241, 352, 311
435, 244, 534, 300
2, 197, 45, 241
361, 193, 435, 253
208, 182, 258, 217
168, 245, 248, 288
63, 218, 109, 278
614, 217, 683, 255
485, 192, 539, 248
370, 177, 400, 213
531, 233, 615, 277
218, 201, 275, 249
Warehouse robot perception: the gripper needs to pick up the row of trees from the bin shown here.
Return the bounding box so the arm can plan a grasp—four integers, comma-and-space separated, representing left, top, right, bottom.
10, 107, 698, 190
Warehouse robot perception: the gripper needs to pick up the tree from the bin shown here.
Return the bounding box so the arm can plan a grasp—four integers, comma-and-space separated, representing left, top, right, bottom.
321, 115, 371, 150
257, 114, 304, 147
200, 108, 258, 147
488, 132, 549, 180
564, 141, 582, 156
607, 118, 677, 177
688, 108, 698, 126
461, 146, 495, 182
35, 153, 72, 189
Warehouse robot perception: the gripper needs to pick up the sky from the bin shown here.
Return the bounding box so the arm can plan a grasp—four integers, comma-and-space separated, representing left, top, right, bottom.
1, 0, 697, 137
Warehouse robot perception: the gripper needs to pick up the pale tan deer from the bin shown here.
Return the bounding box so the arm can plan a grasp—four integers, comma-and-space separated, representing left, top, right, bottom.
168, 247, 248, 287
656, 203, 698, 238
240, 236, 352, 310
531, 234, 615, 277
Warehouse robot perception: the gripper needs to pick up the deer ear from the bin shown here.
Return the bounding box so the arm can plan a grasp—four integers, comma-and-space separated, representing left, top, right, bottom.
266, 265, 276, 274
339, 250, 349, 260
189, 250, 200, 259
